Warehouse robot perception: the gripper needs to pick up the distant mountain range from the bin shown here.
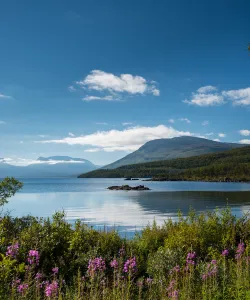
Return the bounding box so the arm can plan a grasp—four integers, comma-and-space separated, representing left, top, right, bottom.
0, 156, 97, 178
104, 136, 245, 169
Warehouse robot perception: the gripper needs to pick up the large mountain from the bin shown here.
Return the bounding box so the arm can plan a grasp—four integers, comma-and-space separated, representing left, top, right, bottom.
104, 136, 245, 169
0, 156, 97, 178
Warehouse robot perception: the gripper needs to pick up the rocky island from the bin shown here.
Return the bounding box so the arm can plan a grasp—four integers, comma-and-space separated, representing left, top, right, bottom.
107, 185, 150, 191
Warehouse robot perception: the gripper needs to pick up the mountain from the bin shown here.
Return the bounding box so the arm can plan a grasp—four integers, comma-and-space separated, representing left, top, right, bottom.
0, 156, 97, 178
104, 136, 245, 169
78, 145, 250, 181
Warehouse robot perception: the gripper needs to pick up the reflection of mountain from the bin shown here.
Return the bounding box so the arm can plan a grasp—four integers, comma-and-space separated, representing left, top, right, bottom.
0, 156, 97, 178
129, 191, 250, 215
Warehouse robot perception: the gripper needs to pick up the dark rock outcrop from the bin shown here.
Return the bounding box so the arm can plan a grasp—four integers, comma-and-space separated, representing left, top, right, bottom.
107, 185, 150, 191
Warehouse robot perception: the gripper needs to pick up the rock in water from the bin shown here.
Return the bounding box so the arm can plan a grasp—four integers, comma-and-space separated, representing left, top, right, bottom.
107, 185, 150, 191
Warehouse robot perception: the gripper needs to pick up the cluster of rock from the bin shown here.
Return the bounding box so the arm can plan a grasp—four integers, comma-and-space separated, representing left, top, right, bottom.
107, 185, 150, 191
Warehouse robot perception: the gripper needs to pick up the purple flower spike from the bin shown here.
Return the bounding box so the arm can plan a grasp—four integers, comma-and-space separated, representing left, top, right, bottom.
27, 249, 40, 266
123, 257, 137, 273
52, 267, 59, 274
222, 249, 229, 256
88, 257, 106, 277
110, 259, 119, 269
235, 242, 245, 259
6, 242, 19, 259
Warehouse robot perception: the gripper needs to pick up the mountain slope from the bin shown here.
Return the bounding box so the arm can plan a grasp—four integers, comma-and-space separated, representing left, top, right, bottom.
104, 136, 245, 169
0, 156, 97, 178
78, 145, 250, 181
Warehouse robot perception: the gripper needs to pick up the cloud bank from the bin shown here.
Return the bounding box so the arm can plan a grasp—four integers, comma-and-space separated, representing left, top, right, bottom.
39, 125, 193, 152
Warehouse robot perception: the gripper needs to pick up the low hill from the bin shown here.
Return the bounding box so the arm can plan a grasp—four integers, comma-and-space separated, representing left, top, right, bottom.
104, 136, 244, 169
78, 146, 250, 182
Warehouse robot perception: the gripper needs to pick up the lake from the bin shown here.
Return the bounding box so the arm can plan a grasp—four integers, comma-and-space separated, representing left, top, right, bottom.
4, 178, 250, 237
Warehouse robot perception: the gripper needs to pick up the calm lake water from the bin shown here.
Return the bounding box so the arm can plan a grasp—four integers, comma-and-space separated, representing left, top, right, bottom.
4, 178, 250, 237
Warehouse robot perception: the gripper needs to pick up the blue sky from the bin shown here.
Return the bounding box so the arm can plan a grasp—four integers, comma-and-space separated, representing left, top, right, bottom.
0, 0, 250, 166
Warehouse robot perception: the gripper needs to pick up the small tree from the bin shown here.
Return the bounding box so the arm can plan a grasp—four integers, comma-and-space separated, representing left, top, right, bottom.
0, 177, 23, 206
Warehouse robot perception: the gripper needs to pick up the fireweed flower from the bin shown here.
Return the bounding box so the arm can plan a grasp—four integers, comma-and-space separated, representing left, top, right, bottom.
27, 250, 40, 266
123, 257, 137, 273
35, 273, 43, 280
110, 259, 119, 269
6, 242, 19, 259
202, 260, 218, 281
52, 267, 59, 274
167, 280, 179, 299
88, 257, 106, 277
45, 281, 59, 298
119, 247, 126, 257
17, 283, 29, 295
171, 265, 180, 274
12, 279, 21, 288
222, 249, 229, 256
235, 242, 245, 259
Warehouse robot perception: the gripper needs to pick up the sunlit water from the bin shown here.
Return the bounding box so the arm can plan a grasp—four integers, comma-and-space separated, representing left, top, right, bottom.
4, 178, 250, 237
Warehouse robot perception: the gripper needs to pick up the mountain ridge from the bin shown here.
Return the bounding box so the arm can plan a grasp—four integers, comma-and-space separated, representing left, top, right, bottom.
104, 136, 245, 169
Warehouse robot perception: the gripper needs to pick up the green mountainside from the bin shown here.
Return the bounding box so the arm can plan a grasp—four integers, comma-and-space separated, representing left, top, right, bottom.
78, 146, 250, 182
104, 136, 244, 169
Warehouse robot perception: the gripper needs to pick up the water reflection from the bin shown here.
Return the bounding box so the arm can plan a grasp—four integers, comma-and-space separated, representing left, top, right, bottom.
5, 189, 250, 237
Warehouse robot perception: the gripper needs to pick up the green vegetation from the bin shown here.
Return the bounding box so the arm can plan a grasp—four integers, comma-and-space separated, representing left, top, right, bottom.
1, 177, 250, 298
0, 177, 23, 206
79, 146, 250, 182
1, 207, 250, 299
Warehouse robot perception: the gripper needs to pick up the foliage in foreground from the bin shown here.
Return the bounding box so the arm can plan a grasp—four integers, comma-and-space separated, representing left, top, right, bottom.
1, 207, 250, 299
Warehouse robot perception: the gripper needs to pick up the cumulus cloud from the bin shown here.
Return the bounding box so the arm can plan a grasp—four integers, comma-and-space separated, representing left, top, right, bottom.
68, 132, 75, 137
38, 125, 193, 152
168, 119, 175, 124
202, 121, 209, 126
218, 133, 226, 138
76, 70, 160, 96
205, 132, 214, 136
0, 93, 11, 99
239, 139, 250, 144
222, 87, 250, 106
179, 118, 191, 124
213, 139, 220, 142
70, 70, 160, 101
197, 86, 217, 93
184, 85, 225, 107
239, 130, 250, 136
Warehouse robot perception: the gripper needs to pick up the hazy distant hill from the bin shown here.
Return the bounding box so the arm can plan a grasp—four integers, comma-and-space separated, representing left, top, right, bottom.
79, 145, 250, 182
104, 136, 245, 169
0, 156, 97, 178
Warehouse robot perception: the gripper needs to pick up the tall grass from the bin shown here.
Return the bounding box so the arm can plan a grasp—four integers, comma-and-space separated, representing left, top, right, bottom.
1, 207, 250, 299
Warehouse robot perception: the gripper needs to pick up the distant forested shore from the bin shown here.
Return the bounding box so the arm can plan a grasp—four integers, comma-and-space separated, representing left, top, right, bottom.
78, 146, 250, 182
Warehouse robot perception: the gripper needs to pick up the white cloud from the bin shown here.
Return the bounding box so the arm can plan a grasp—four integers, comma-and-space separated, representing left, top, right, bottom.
39, 125, 193, 152
68, 132, 75, 137
3, 158, 86, 167
168, 119, 175, 124
202, 121, 209, 126
184, 93, 225, 106
239, 139, 250, 144
222, 87, 250, 106
38, 135, 45, 138
82, 95, 119, 102
179, 118, 191, 124
239, 130, 250, 136
68, 85, 76, 92
213, 139, 220, 142
0, 121, 6, 124
76, 70, 160, 97
197, 86, 217, 93
205, 132, 214, 136
0, 93, 11, 99
218, 133, 226, 138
